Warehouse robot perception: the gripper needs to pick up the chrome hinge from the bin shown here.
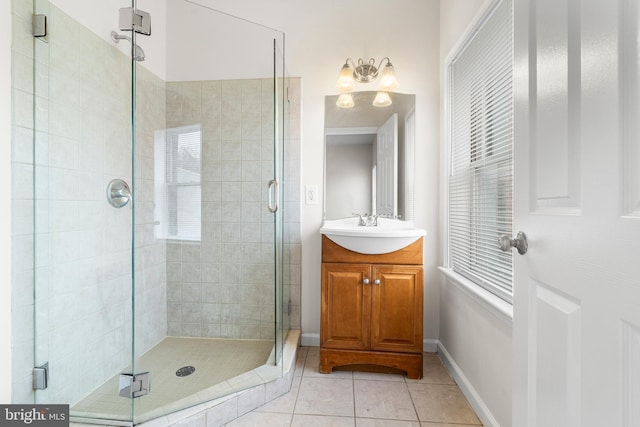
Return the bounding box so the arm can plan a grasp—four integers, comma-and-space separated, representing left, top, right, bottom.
118, 372, 151, 398
33, 362, 48, 390
32, 14, 47, 38
119, 8, 151, 36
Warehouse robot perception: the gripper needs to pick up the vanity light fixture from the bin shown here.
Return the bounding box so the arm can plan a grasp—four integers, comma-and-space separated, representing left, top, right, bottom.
336, 57, 399, 108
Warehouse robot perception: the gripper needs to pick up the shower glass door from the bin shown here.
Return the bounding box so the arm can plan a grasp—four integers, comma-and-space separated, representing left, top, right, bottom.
274, 36, 289, 365
31, 0, 288, 424
32, 0, 136, 423
129, 1, 287, 422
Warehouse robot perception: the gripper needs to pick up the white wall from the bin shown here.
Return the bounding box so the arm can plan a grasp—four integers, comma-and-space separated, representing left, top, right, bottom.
195, 0, 442, 346
1, 0, 13, 404
439, 276, 512, 426
439, 1, 513, 426
165, 0, 278, 81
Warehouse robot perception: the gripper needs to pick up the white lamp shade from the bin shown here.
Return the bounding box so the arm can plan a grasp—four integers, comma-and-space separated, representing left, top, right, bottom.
378, 64, 399, 91
336, 93, 355, 108
337, 64, 356, 92
372, 91, 392, 107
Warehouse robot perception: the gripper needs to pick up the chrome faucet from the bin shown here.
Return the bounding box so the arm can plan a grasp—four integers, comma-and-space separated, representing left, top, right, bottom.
352, 213, 380, 227
353, 212, 367, 226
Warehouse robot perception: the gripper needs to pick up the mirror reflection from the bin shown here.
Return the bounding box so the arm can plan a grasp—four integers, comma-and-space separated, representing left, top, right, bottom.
324, 91, 416, 221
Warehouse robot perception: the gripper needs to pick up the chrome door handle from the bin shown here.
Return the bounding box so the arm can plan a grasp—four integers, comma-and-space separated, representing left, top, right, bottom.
267, 179, 278, 213
374, 279, 380, 285
499, 232, 528, 255
363, 278, 370, 285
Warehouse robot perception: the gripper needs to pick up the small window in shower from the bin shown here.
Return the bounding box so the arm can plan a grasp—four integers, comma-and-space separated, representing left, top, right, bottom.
154, 124, 202, 241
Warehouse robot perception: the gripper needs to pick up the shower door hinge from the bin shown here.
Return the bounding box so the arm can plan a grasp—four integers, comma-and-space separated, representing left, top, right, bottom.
32, 14, 47, 38
119, 8, 151, 36
33, 362, 49, 390
118, 372, 151, 398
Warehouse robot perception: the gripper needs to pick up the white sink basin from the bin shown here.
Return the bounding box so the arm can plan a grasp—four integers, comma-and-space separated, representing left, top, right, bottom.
320, 217, 426, 254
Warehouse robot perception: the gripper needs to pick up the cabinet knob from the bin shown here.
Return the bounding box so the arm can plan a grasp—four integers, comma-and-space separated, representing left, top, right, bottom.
374, 279, 380, 285
363, 278, 370, 284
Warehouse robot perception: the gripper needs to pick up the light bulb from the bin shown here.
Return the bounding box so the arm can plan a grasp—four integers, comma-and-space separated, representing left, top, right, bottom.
337, 63, 356, 93
378, 63, 399, 91
373, 91, 392, 107
336, 93, 355, 108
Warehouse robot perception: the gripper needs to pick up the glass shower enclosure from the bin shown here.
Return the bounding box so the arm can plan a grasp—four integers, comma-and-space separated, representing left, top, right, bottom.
30, 0, 290, 424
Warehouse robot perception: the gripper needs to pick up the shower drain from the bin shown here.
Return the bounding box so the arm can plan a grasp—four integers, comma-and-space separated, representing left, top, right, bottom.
176, 366, 196, 377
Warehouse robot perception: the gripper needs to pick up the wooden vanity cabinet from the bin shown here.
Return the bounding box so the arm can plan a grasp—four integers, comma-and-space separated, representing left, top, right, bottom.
320, 235, 424, 379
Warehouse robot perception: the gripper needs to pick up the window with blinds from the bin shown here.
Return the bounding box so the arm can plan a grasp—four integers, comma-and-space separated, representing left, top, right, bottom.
154, 125, 202, 241
448, 0, 513, 303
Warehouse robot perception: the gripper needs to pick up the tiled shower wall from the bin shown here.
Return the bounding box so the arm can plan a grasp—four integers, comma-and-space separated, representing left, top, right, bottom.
10, 0, 38, 404
10, 2, 167, 405
283, 78, 302, 332
164, 78, 301, 339
134, 56, 169, 356
11, 0, 34, 402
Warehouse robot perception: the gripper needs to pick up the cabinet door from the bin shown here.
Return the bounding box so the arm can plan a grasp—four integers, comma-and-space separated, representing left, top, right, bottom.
370, 265, 423, 353
321, 263, 371, 350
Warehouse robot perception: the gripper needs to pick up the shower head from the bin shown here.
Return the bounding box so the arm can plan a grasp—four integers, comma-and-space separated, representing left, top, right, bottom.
133, 44, 146, 62
110, 30, 146, 61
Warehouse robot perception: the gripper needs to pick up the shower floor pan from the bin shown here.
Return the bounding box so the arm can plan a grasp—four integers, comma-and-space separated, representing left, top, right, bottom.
71, 337, 275, 424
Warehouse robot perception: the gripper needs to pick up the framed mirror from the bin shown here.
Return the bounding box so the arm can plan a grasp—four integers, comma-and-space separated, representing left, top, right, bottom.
324, 91, 416, 221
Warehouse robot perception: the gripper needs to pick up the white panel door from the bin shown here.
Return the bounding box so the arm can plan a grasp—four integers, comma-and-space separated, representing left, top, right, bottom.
513, 0, 640, 426
376, 113, 398, 216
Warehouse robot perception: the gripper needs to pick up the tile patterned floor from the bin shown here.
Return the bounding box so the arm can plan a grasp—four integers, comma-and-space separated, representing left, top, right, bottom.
225, 347, 483, 427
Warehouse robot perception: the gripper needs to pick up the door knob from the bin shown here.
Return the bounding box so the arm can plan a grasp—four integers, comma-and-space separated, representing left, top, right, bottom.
374, 279, 380, 285
363, 278, 370, 285
498, 231, 528, 255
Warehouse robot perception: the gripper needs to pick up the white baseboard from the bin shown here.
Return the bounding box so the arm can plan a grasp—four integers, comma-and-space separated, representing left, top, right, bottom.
438, 342, 501, 427
424, 338, 438, 352
301, 332, 319, 347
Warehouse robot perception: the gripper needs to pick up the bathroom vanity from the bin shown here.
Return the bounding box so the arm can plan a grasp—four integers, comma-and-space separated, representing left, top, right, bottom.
321, 91, 425, 378
319, 220, 425, 379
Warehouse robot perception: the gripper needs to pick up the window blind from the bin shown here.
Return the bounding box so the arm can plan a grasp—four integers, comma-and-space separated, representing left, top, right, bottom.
154, 125, 201, 241
448, 0, 513, 302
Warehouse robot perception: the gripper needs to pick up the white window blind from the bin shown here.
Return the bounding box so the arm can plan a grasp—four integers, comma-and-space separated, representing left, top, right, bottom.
448, 0, 513, 302
154, 125, 201, 241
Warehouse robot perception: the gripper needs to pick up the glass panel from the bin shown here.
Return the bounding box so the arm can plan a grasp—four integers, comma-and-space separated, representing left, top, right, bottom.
32, 0, 135, 423
274, 35, 287, 370
131, 1, 287, 422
